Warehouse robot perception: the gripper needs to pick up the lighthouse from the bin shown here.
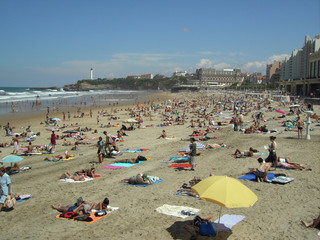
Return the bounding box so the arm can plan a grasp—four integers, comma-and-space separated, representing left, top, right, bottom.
90, 68, 93, 80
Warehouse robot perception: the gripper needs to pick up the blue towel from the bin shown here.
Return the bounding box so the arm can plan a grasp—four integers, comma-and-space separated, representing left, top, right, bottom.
122, 149, 141, 153
238, 173, 275, 181
110, 161, 143, 167
175, 191, 199, 198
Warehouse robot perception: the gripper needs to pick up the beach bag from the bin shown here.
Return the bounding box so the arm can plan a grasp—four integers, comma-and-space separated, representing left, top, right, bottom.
5, 197, 16, 209
199, 221, 216, 237
193, 215, 207, 228
137, 155, 147, 161
61, 211, 77, 219
74, 215, 93, 222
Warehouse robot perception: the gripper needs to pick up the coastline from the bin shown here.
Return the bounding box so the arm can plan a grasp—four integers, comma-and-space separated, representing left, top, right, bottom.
0, 90, 319, 240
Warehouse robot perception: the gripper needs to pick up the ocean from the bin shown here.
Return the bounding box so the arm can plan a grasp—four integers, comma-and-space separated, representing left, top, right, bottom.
0, 87, 148, 117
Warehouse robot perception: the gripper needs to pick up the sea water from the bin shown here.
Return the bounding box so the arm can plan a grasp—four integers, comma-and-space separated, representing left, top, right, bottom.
0, 87, 148, 117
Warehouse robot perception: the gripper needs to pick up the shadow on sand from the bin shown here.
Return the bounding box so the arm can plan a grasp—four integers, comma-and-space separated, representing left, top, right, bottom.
167, 220, 232, 240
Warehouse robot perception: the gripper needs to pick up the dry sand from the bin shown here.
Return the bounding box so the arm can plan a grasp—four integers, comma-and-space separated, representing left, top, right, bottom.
0, 91, 319, 240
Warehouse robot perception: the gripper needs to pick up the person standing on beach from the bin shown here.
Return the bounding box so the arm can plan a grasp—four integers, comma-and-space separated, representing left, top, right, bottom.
297, 116, 304, 139
239, 113, 244, 131
187, 138, 197, 171
0, 166, 12, 212
234, 115, 239, 131
51, 131, 56, 149
68, 112, 71, 121
12, 135, 19, 154
62, 112, 66, 121
265, 136, 277, 170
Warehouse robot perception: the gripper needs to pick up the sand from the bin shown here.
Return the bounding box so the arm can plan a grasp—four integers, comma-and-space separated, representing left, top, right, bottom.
0, 91, 319, 240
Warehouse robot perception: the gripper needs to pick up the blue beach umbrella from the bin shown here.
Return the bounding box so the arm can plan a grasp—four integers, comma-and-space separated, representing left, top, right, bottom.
1, 155, 23, 163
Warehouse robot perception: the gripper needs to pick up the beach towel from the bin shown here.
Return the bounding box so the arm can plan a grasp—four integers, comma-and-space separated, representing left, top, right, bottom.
175, 191, 199, 198
16, 194, 33, 202
271, 176, 294, 184
213, 215, 245, 232
162, 157, 188, 163
101, 165, 126, 170
253, 152, 267, 156
59, 177, 93, 183
238, 173, 275, 181
179, 142, 205, 152
122, 148, 147, 153
156, 204, 200, 219
56, 212, 107, 224
127, 178, 163, 187
168, 163, 197, 168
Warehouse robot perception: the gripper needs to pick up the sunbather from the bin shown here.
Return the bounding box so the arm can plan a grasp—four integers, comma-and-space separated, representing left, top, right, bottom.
120, 173, 152, 184
51, 197, 90, 215
59, 172, 85, 181
233, 148, 254, 158
157, 130, 167, 139
205, 143, 227, 149
242, 158, 269, 182
276, 156, 305, 170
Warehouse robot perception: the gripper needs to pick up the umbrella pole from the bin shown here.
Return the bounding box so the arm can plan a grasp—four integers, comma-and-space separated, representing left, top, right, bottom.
216, 206, 222, 237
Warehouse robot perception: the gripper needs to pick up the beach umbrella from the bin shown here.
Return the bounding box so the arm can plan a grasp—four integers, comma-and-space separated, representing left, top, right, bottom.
123, 118, 139, 123
192, 176, 258, 231
1, 155, 23, 163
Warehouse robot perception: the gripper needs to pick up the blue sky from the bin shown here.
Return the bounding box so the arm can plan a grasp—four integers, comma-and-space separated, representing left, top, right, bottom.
0, 0, 319, 87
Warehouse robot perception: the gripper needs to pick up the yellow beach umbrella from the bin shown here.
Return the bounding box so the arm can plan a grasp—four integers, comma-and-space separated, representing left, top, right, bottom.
192, 176, 258, 231
192, 175, 258, 208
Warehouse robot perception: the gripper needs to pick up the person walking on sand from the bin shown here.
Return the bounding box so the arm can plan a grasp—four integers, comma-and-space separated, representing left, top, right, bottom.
12, 135, 19, 154
297, 116, 304, 139
51, 131, 56, 149
187, 138, 197, 171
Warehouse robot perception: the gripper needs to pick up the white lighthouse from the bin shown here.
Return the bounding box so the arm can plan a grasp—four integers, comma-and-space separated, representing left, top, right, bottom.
90, 68, 93, 80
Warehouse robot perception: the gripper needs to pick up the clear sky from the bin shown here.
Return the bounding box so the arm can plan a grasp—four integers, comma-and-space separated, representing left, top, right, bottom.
0, 0, 319, 87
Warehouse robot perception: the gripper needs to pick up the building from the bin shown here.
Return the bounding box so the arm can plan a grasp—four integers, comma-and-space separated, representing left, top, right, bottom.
172, 71, 187, 77
266, 61, 282, 84
153, 74, 166, 79
194, 68, 243, 87
140, 73, 153, 79
279, 34, 320, 96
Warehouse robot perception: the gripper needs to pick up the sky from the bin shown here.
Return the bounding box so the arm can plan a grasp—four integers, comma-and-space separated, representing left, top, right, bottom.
0, 0, 319, 87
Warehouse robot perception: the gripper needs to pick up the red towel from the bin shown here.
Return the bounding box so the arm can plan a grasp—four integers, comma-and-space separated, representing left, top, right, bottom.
168, 163, 197, 168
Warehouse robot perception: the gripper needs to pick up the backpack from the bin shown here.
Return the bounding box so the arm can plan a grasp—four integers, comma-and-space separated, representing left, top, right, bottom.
61, 211, 78, 219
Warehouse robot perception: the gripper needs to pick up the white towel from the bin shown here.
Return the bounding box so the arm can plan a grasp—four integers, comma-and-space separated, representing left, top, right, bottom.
59, 177, 93, 183
156, 204, 200, 219
213, 214, 245, 231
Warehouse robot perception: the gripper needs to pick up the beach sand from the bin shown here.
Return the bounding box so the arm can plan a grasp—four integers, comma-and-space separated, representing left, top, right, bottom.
0, 91, 319, 240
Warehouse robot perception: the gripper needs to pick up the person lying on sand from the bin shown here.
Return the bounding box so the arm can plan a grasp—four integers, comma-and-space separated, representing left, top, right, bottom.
120, 173, 152, 185
233, 148, 254, 158
301, 211, 320, 228
276, 156, 305, 170
242, 158, 269, 182
205, 143, 227, 149
51, 197, 89, 215
63, 138, 73, 146
59, 172, 85, 181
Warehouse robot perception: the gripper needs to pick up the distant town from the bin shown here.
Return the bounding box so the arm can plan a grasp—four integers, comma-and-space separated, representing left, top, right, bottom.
66, 34, 320, 97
